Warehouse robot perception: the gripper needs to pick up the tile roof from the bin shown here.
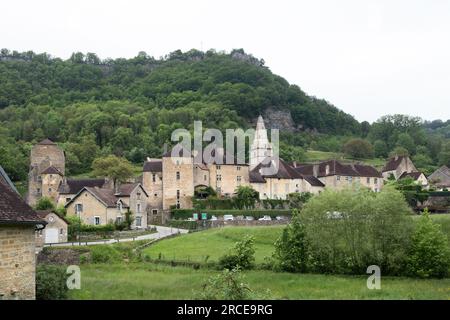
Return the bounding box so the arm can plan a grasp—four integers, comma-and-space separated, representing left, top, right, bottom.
399, 171, 423, 180
143, 160, 162, 172
429, 166, 450, 187
58, 178, 106, 194
251, 158, 302, 180
294, 160, 381, 178
382, 156, 407, 172
0, 180, 45, 225
35, 210, 70, 224
0, 165, 18, 194
304, 176, 325, 187
41, 166, 63, 175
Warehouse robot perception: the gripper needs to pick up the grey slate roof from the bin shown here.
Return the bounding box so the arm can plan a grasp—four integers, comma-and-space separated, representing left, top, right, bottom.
143, 160, 162, 172
58, 178, 107, 195
0, 174, 45, 226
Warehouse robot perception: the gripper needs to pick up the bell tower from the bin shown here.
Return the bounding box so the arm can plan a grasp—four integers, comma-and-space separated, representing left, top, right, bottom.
250, 115, 273, 170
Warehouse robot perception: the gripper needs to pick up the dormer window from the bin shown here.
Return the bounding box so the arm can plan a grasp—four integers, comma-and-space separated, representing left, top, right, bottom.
117, 201, 123, 212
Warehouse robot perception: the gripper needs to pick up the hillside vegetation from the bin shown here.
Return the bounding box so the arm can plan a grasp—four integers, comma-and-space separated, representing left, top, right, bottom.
0, 48, 449, 181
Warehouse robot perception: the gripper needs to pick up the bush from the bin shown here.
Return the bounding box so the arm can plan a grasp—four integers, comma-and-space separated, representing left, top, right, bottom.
301, 186, 414, 275
195, 268, 271, 300
90, 245, 122, 263
36, 265, 68, 300
342, 138, 374, 159
273, 210, 310, 272
218, 235, 255, 270
407, 210, 450, 278
35, 197, 56, 211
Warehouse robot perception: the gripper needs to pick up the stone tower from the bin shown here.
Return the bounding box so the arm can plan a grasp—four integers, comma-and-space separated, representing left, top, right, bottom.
27, 139, 65, 206
250, 115, 273, 170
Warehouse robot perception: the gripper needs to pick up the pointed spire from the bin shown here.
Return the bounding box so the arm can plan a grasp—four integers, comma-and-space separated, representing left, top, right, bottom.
256, 115, 266, 131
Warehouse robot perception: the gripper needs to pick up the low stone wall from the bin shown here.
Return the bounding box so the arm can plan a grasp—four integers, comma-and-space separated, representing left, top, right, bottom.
71, 228, 156, 241
200, 218, 290, 228
37, 248, 87, 265
0, 226, 36, 300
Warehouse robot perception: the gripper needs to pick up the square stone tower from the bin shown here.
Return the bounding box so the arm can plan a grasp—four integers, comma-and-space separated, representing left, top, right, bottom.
27, 139, 65, 206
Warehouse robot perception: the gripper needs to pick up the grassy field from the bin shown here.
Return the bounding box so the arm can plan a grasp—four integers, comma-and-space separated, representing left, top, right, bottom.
66, 215, 450, 300
144, 226, 284, 264
304, 150, 386, 168
145, 215, 450, 264
68, 262, 450, 300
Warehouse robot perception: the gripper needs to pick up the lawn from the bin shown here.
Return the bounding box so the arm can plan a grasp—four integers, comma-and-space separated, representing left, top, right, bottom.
304, 150, 386, 168
144, 226, 284, 264
69, 263, 450, 300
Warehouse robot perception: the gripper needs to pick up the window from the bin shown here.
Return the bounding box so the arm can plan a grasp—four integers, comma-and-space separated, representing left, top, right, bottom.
154, 193, 158, 197
137, 192, 141, 200
216, 174, 222, 181
237, 166, 241, 171
348, 176, 353, 183
176, 201, 180, 209
117, 201, 123, 212
176, 171, 180, 180
152, 209, 158, 215
176, 160, 180, 166
37, 176, 42, 182
216, 165, 221, 170
204, 175, 207, 181
137, 203, 141, 213
237, 176, 242, 182
152, 174, 156, 182
367, 177, 370, 184
176, 190, 180, 199
49, 174, 53, 179
48, 188, 52, 192
94, 216, 100, 225
374, 178, 378, 184
75, 203, 83, 213
60, 228, 63, 235
217, 187, 221, 193
116, 216, 123, 224
135, 216, 142, 227
336, 176, 341, 181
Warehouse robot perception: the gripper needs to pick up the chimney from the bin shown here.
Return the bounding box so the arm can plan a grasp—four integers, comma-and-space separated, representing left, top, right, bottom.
292, 161, 297, 168
325, 164, 330, 176
114, 180, 121, 195
313, 164, 319, 177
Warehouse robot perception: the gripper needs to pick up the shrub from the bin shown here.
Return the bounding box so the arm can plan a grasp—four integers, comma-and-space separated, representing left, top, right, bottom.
36, 265, 68, 300
195, 268, 271, 300
342, 138, 374, 159
218, 235, 255, 270
90, 245, 122, 263
35, 197, 55, 211
407, 210, 450, 278
301, 186, 414, 275
274, 210, 310, 272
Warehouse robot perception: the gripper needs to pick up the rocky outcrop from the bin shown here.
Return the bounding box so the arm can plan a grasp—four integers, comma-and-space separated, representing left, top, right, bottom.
260, 107, 299, 132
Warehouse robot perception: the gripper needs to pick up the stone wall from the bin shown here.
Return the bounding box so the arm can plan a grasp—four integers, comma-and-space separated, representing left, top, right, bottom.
208, 164, 249, 196
0, 226, 36, 300
162, 156, 194, 210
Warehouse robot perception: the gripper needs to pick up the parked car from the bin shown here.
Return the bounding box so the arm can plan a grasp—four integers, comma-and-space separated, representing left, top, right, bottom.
245, 216, 255, 221
236, 215, 245, 220
275, 216, 285, 221
210, 215, 218, 221
258, 215, 272, 221
223, 214, 234, 221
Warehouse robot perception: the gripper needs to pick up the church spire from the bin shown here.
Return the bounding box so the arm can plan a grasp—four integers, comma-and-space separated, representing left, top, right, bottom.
250, 115, 273, 170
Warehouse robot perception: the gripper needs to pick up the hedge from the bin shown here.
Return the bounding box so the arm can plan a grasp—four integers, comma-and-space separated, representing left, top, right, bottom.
171, 209, 292, 220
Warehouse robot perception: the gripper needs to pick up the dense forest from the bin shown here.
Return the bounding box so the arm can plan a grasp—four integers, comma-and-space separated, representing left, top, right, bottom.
0, 48, 449, 181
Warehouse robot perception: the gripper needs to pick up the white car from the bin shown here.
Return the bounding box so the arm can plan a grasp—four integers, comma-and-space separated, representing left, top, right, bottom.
275, 216, 285, 221
245, 216, 255, 221
210, 215, 218, 221
223, 214, 234, 221
258, 215, 272, 221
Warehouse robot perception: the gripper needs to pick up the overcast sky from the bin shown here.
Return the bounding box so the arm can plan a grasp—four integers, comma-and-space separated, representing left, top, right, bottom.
1, 0, 449, 123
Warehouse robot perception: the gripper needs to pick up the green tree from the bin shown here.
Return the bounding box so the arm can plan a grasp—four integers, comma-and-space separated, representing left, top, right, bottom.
91, 155, 134, 188
396, 133, 416, 155
373, 140, 388, 158
273, 210, 310, 272
35, 197, 56, 211
234, 185, 259, 209
407, 210, 450, 278
342, 138, 374, 159
218, 235, 256, 270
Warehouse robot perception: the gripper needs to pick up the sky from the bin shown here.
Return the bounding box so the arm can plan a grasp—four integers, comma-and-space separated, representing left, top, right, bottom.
1, 0, 449, 123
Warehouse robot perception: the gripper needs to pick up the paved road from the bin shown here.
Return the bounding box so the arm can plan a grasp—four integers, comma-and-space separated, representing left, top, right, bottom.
44, 225, 188, 247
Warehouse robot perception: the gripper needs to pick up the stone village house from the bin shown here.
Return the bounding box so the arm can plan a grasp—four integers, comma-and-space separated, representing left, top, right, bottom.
0, 166, 46, 300
65, 183, 148, 228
